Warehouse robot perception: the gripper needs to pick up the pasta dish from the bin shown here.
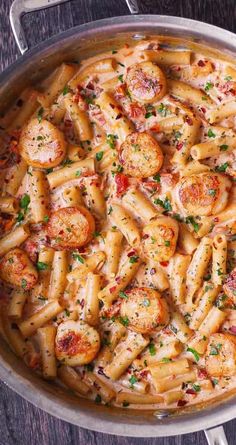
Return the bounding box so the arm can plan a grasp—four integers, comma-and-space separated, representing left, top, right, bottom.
0, 38, 236, 410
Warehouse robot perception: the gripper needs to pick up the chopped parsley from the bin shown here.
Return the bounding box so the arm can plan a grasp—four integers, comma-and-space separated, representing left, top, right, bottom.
62, 85, 70, 95
129, 255, 139, 263
129, 375, 138, 387
106, 134, 118, 149
43, 215, 49, 223
142, 298, 151, 307
207, 129, 216, 138
157, 103, 168, 117
20, 194, 30, 211
36, 262, 48, 271
122, 401, 130, 407
117, 62, 125, 67
95, 394, 102, 404
209, 343, 222, 356
96, 151, 104, 161
72, 253, 84, 263
161, 357, 172, 363
21, 279, 27, 289
187, 347, 200, 362
37, 107, 44, 123
192, 384, 201, 392
164, 240, 170, 247
64, 308, 70, 317
154, 197, 172, 212
118, 74, 124, 83
220, 144, 228, 151
205, 81, 213, 91
145, 112, 153, 119
108, 205, 113, 215
185, 216, 199, 233
119, 316, 129, 327
112, 50, 118, 54
208, 189, 216, 196
119, 291, 128, 299
148, 343, 156, 356
215, 162, 228, 172
153, 173, 160, 182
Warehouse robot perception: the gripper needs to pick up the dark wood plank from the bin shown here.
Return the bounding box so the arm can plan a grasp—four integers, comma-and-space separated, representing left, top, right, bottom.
0, 0, 236, 444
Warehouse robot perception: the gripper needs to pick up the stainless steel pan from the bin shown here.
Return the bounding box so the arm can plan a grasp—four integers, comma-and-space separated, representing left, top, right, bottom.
0, 1, 235, 443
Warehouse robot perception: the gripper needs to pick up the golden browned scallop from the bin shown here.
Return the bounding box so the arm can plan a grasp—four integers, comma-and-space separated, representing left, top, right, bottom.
142, 216, 179, 262
119, 132, 163, 178
126, 61, 167, 103
205, 333, 236, 377
55, 320, 100, 366
120, 287, 169, 334
175, 172, 231, 217
0, 248, 38, 290
223, 267, 236, 304
19, 118, 66, 168
46, 206, 95, 250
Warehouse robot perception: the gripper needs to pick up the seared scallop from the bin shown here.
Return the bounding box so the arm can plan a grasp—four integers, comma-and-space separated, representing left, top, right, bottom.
0, 248, 38, 290
47, 206, 95, 249
142, 216, 179, 262
223, 267, 236, 304
19, 118, 66, 168
126, 61, 167, 103
119, 132, 163, 178
55, 320, 100, 366
205, 333, 236, 377
120, 287, 169, 334
175, 173, 231, 217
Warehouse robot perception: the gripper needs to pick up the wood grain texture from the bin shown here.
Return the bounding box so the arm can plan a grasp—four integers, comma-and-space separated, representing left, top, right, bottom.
0, 0, 236, 443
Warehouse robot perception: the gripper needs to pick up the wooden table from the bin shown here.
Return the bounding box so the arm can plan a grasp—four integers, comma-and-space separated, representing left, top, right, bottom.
0, 0, 236, 443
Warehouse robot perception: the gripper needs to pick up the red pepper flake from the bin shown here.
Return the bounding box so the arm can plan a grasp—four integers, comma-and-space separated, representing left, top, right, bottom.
198, 368, 208, 379
160, 261, 169, 267
185, 116, 193, 126
142, 234, 149, 240
200, 107, 206, 114
177, 399, 188, 407
115, 173, 129, 195
213, 217, 219, 223
198, 60, 205, 67
176, 142, 183, 151
127, 250, 136, 257
186, 388, 197, 395
109, 286, 117, 294
229, 326, 236, 335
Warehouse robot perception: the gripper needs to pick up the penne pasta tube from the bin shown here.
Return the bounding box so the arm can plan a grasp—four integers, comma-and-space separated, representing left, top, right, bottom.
191, 137, 236, 160
189, 283, 220, 330
8, 288, 27, 319
152, 371, 196, 393
157, 116, 184, 133
62, 186, 83, 207
67, 251, 106, 283
85, 179, 106, 218
28, 169, 48, 223
212, 234, 227, 286
38, 63, 76, 107
83, 372, 116, 403
37, 326, 57, 379
164, 390, 184, 405
122, 188, 157, 222
104, 331, 149, 380
145, 50, 191, 66
138, 340, 183, 367
0, 224, 29, 256
169, 311, 193, 344
58, 365, 90, 395
48, 251, 68, 300
187, 333, 209, 355
118, 374, 149, 394
19, 300, 63, 337
2, 313, 28, 358
67, 143, 85, 162
110, 203, 140, 247
168, 79, 214, 106
207, 100, 236, 124
186, 236, 212, 308
48, 94, 66, 125
116, 391, 163, 405
105, 229, 123, 278
198, 306, 227, 336
84, 273, 101, 326
148, 266, 169, 292
179, 160, 210, 177
172, 119, 201, 165
98, 254, 141, 307
0, 196, 19, 214
169, 253, 191, 305
69, 58, 117, 87
149, 358, 190, 379
7, 89, 39, 130
64, 93, 93, 141
3, 159, 28, 196
47, 158, 95, 189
